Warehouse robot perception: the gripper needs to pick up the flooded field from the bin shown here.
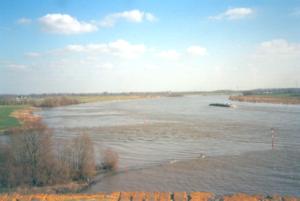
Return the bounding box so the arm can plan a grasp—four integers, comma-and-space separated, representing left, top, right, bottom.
38, 95, 300, 196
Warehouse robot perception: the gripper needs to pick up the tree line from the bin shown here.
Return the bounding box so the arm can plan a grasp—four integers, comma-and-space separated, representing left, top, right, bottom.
0, 96, 81, 107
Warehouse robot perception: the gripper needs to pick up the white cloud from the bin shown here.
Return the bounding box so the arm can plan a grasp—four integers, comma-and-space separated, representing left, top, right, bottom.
65, 39, 146, 59
7, 63, 27, 69
0, 61, 26, 70
100, 9, 156, 27
145, 13, 157, 22
78, 57, 114, 69
39, 13, 97, 34
25, 52, 40, 57
187, 46, 207, 56
209, 7, 254, 20
240, 39, 300, 88
17, 17, 32, 25
108, 39, 146, 59
27, 10, 156, 35
66, 45, 86, 52
256, 39, 300, 56
158, 50, 180, 60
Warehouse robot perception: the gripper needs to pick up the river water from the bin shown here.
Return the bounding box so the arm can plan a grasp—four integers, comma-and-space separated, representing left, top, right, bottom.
37, 95, 300, 196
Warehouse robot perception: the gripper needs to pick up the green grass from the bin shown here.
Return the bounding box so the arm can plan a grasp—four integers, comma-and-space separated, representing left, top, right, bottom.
0, 105, 26, 131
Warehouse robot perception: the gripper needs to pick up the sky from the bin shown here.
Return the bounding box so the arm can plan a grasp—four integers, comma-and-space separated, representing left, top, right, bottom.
0, 0, 300, 94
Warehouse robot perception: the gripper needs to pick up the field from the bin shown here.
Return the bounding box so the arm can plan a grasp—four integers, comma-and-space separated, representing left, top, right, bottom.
0, 105, 26, 131
74, 95, 155, 103
229, 94, 300, 104
251, 93, 300, 97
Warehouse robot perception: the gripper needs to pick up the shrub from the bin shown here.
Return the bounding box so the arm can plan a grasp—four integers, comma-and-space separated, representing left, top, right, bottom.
37, 97, 80, 107
0, 123, 118, 190
101, 148, 119, 171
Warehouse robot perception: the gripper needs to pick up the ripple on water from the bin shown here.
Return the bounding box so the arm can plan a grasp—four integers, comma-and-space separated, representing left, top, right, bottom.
37, 95, 300, 195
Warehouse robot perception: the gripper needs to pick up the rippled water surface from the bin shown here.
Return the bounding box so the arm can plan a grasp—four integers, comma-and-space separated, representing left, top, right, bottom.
38, 96, 300, 195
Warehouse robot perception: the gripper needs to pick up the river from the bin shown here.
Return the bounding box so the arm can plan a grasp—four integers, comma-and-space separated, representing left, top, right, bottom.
37, 95, 300, 196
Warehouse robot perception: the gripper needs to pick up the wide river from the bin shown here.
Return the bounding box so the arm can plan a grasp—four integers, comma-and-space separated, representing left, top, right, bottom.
38, 95, 300, 196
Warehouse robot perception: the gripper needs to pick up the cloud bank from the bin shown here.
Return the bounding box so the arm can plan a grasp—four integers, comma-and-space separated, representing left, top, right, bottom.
65, 39, 146, 59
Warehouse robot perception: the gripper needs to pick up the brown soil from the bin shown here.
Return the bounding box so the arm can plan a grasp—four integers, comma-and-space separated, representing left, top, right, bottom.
229, 95, 300, 105
11, 107, 41, 126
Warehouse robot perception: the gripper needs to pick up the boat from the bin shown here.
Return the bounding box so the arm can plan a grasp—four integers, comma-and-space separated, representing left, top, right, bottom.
209, 103, 234, 108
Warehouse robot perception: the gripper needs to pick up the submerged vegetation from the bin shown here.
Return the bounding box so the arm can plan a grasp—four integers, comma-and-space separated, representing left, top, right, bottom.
0, 122, 119, 193
101, 148, 119, 171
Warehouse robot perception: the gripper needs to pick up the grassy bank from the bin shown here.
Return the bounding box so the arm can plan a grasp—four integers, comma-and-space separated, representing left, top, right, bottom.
0, 94, 157, 107
229, 95, 300, 104
0, 94, 156, 132
0, 105, 28, 132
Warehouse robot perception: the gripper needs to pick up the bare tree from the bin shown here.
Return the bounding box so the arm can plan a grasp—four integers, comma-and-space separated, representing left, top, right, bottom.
0, 143, 21, 188
62, 134, 96, 181
9, 122, 56, 186
0, 123, 114, 189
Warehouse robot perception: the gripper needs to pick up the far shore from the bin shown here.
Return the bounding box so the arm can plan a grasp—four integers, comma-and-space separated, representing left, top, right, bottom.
229, 95, 300, 105
0, 94, 159, 133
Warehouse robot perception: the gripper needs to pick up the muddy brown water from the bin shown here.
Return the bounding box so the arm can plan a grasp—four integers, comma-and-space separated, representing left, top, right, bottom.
37, 95, 300, 195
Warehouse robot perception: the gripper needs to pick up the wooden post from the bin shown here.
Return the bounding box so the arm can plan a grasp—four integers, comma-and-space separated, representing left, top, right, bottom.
271, 128, 275, 150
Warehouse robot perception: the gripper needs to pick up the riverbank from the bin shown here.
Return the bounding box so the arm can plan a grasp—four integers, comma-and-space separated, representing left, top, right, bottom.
74, 94, 158, 104
0, 105, 24, 132
0, 94, 158, 133
33, 95, 156, 108
0, 94, 160, 107
10, 107, 41, 125
0, 192, 298, 201
0, 106, 41, 134
229, 95, 300, 105
0, 109, 117, 194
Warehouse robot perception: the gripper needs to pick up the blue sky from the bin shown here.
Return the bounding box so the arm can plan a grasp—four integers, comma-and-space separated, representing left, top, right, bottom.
1, 0, 300, 93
